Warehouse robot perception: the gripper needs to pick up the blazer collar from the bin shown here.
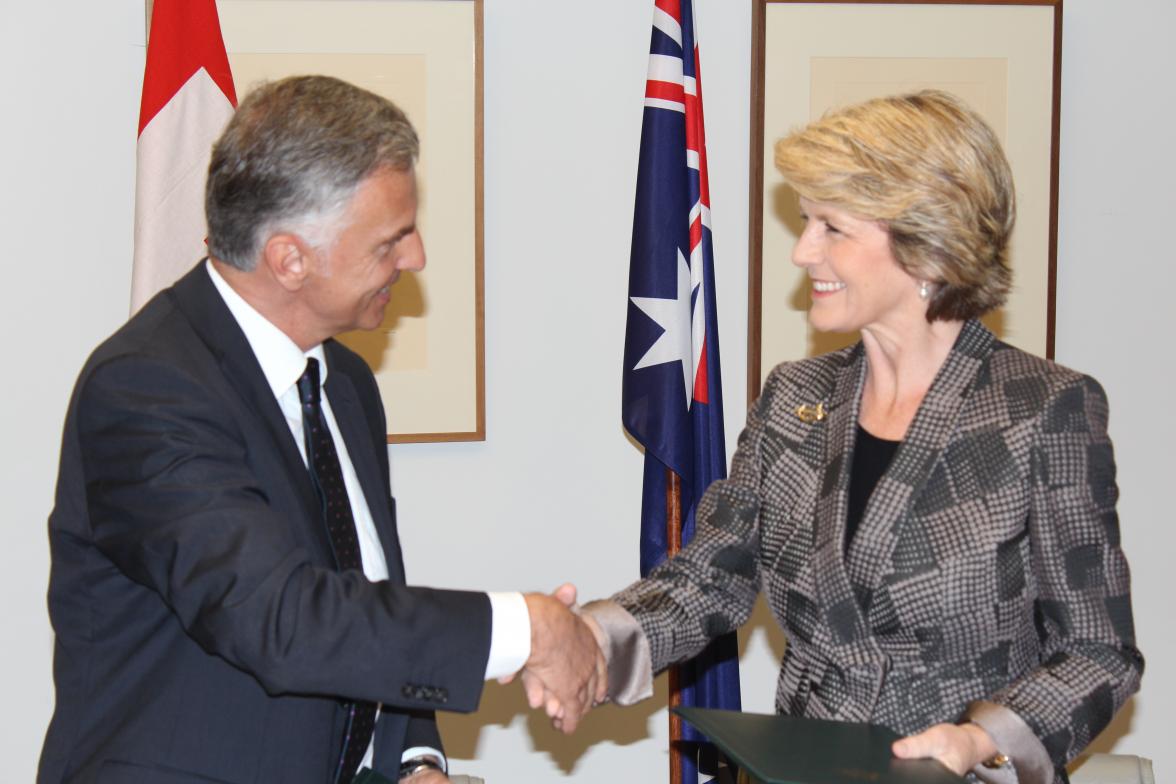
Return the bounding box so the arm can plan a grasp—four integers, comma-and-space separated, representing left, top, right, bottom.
810, 320, 997, 654
807, 342, 872, 657
849, 320, 996, 591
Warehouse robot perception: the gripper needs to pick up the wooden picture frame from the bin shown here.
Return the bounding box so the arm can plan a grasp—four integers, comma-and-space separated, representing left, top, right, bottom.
217, 0, 485, 442
748, 0, 1062, 398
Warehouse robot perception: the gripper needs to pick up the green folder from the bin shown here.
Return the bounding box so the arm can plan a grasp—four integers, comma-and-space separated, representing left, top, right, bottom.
674, 707, 966, 784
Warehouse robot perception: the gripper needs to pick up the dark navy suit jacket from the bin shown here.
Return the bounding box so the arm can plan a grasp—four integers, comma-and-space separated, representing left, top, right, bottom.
39, 264, 492, 783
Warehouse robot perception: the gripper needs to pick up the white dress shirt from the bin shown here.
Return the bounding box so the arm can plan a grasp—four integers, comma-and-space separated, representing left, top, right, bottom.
206, 261, 529, 773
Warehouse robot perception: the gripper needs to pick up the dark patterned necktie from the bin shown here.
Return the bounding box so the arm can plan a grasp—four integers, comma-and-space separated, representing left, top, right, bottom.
297, 358, 377, 784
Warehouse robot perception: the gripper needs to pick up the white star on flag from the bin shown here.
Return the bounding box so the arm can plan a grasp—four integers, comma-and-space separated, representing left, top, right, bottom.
630, 247, 696, 409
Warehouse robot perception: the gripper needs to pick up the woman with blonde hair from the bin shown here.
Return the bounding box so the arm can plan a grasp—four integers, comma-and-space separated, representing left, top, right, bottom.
581, 91, 1142, 783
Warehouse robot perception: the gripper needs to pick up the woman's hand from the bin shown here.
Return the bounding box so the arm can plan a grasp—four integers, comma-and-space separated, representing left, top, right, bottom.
892, 721, 998, 775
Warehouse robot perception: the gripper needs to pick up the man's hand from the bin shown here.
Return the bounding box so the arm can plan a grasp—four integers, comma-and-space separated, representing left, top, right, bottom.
514, 584, 607, 733
892, 721, 997, 775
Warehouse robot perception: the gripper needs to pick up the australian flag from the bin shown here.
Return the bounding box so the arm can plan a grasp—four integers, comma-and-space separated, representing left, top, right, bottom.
622, 1, 741, 781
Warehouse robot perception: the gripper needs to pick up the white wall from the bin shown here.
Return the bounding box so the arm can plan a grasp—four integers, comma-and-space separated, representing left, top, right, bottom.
1052, 0, 1176, 768
1, 1, 143, 781
2, 0, 1170, 781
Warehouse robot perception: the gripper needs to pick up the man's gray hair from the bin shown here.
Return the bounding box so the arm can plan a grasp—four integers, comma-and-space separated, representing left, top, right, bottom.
205, 75, 419, 270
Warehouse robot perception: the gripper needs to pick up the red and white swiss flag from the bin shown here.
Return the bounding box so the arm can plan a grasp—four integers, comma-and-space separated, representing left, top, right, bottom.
131, 0, 237, 312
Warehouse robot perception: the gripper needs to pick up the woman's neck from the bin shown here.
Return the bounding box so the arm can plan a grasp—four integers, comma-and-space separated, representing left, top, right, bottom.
857, 319, 964, 439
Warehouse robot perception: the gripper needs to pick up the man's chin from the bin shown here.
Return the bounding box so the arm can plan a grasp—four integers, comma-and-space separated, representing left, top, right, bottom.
358, 307, 389, 332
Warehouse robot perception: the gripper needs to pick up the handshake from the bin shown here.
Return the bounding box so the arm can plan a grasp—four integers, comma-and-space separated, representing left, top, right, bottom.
503, 584, 609, 734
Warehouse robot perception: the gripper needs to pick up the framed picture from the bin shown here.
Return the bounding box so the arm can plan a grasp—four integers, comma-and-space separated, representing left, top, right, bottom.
748, 0, 1062, 395
217, 0, 485, 442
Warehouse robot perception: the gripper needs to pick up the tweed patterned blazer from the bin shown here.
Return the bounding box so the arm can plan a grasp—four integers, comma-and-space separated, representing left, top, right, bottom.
607, 320, 1142, 782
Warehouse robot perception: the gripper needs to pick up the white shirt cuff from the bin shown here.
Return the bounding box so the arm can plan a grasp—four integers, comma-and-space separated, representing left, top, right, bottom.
483, 591, 530, 680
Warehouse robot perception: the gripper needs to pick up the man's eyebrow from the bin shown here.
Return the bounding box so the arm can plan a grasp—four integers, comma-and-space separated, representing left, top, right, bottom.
387, 224, 417, 243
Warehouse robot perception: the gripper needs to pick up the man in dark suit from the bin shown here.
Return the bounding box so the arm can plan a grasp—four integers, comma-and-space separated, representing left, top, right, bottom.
38, 75, 603, 784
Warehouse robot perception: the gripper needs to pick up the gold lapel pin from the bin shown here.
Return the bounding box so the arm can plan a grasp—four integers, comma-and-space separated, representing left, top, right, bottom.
795, 402, 826, 423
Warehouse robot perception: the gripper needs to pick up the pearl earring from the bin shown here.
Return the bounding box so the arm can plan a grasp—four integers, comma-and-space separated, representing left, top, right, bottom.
919, 281, 930, 300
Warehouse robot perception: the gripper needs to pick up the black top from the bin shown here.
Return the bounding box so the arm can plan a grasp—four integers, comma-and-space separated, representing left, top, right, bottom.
846, 425, 901, 550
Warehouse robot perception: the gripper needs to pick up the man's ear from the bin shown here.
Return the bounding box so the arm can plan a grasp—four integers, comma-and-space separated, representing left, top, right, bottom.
262, 233, 314, 292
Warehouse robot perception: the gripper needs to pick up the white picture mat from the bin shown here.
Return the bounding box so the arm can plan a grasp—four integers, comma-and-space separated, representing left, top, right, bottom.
219, 0, 481, 438
759, 2, 1055, 382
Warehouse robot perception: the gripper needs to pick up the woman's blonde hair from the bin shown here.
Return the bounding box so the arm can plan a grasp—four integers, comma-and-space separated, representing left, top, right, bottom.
774, 90, 1015, 322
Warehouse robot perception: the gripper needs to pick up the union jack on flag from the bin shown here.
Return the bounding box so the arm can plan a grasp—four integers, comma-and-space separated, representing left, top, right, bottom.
622, 0, 741, 780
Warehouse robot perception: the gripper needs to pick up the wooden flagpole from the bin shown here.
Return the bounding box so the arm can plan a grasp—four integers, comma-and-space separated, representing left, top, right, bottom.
666, 468, 684, 784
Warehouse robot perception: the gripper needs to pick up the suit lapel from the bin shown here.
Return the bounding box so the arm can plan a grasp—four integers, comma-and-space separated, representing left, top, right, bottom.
847, 320, 996, 617
167, 264, 331, 558
322, 365, 406, 585
809, 346, 878, 656
806, 323, 996, 647
767, 346, 888, 722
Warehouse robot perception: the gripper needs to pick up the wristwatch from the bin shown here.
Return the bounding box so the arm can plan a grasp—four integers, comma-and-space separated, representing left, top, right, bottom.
982, 753, 1011, 769
398, 755, 445, 780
